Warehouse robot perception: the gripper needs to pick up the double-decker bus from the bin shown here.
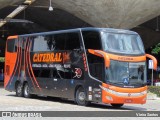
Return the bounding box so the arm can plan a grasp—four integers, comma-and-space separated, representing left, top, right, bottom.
4, 28, 157, 107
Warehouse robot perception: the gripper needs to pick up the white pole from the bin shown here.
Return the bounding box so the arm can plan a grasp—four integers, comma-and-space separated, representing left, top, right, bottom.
151, 68, 153, 86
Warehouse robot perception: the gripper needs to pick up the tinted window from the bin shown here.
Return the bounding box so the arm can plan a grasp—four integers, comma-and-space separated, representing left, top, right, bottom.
32, 32, 81, 51
51, 68, 74, 79
54, 33, 66, 50
65, 33, 81, 50
64, 68, 74, 79
82, 31, 102, 49
88, 53, 105, 82
7, 39, 15, 52
57, 70, 64, 79
102, 32, 145, 55
52, 69, 61, 78
33, 69, 41, 77
39, 69, 51, 78
33, 36, 51, 52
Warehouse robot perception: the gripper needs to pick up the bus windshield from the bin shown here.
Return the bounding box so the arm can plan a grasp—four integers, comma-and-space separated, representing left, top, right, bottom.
101, 32, 145, 55
105, 60, 147, 87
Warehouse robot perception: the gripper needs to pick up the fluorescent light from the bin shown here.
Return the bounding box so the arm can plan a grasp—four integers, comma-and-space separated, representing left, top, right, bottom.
49, 0, 53, 11
49, 6, 53, 11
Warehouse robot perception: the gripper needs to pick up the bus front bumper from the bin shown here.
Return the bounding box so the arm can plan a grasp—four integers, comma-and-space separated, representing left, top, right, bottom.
100, 84, 147, 104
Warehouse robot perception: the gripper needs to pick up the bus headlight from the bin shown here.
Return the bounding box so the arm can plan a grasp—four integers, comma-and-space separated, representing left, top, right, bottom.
140, 90, 147, 95
106, 96, 113, 101
100, 85, 117, 95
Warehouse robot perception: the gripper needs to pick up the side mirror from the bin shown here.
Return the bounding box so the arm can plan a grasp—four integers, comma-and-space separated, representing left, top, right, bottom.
88, 49, 110, 68
146, 54, 157, 70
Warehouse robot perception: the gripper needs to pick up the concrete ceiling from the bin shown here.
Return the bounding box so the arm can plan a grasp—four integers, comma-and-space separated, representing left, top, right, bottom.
48, 0, 160, 29
0, 0, 23, 9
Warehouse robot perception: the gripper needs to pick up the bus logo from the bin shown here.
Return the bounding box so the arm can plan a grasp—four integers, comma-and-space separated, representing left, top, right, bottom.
33, 52, 62, 63
73, 68, 82, 78
128, 93, 131, 97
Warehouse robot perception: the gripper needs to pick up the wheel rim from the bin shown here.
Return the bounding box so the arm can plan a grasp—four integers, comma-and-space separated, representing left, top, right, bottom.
17, 84, 22, 94
24, 84, 29, 96
78, 91, 85, 101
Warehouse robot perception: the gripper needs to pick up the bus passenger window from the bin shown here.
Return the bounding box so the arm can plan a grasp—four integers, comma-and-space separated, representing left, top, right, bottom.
52, 69, 64, 79
54, 34, 66, 50
7, 39, 15, 52
87, 53, 105, 82
44, 35, 56, 51
33, 36, 49, 52
39, 69, 51, 78
82, 31, 102, 49
57, 70, 64, 79
64, 68, 73, 79
33, 69, 41, 77
65, 33, 81, 50
52, 69, 60, 78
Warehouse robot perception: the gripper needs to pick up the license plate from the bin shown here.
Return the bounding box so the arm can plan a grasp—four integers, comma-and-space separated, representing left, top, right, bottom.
125, 99, 133, 103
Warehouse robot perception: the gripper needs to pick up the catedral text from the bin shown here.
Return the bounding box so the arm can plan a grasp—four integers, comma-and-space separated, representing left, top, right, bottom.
33, 53, 62, 63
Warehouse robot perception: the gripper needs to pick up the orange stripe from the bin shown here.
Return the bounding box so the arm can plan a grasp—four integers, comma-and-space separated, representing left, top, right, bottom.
28, 41, 41, 90
8, 40, 20, 86
102, 83, 147, 93
23, 41, 27, 80
5, 53, 17, 87
88, 49, 146, 62
88, 49, 110, 68
107, 53, 146, 62
10, 39, 20, 82
4, 38, 19, 87
26, 39, 36, 89
24, 41, 26, 74
18, 41, 22, 80
7, 35, 18, 40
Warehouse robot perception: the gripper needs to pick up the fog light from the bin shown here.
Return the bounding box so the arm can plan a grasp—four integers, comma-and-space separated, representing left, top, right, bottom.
106, 96, 113, 101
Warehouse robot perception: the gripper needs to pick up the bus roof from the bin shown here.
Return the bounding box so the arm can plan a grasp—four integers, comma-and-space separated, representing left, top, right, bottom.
11, 27, 138, 38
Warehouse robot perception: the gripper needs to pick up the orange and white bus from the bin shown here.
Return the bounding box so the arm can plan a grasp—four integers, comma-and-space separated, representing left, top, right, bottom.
4, 28, 157, 107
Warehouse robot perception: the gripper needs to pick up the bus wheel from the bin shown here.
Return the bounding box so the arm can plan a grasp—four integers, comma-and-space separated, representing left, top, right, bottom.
16, 82, 23, 97
23, 83, 31, 98
76, 87, 89, 106
111, 104, 124, 108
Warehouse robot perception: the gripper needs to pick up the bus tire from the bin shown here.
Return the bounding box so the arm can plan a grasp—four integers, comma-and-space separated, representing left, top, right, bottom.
16, 82, 23, 97
23, 83, 31, 98
111, 104, 124, 108
75, 87, 90, 106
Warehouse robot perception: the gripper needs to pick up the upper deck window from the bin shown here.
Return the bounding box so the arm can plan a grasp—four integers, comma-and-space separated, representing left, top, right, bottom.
82, 31, 102, 49
101, 32, 145, 55
32, 32, 81, 52
7, 39, 15, 52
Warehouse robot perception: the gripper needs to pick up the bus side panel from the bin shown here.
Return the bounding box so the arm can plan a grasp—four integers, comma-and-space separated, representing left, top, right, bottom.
84, 78, 102, 102
64, 51, 103, 102
4, 52, 18, 89
4, 37, 19, 91
63, 51, 86, 99
23, 37, 41, 95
